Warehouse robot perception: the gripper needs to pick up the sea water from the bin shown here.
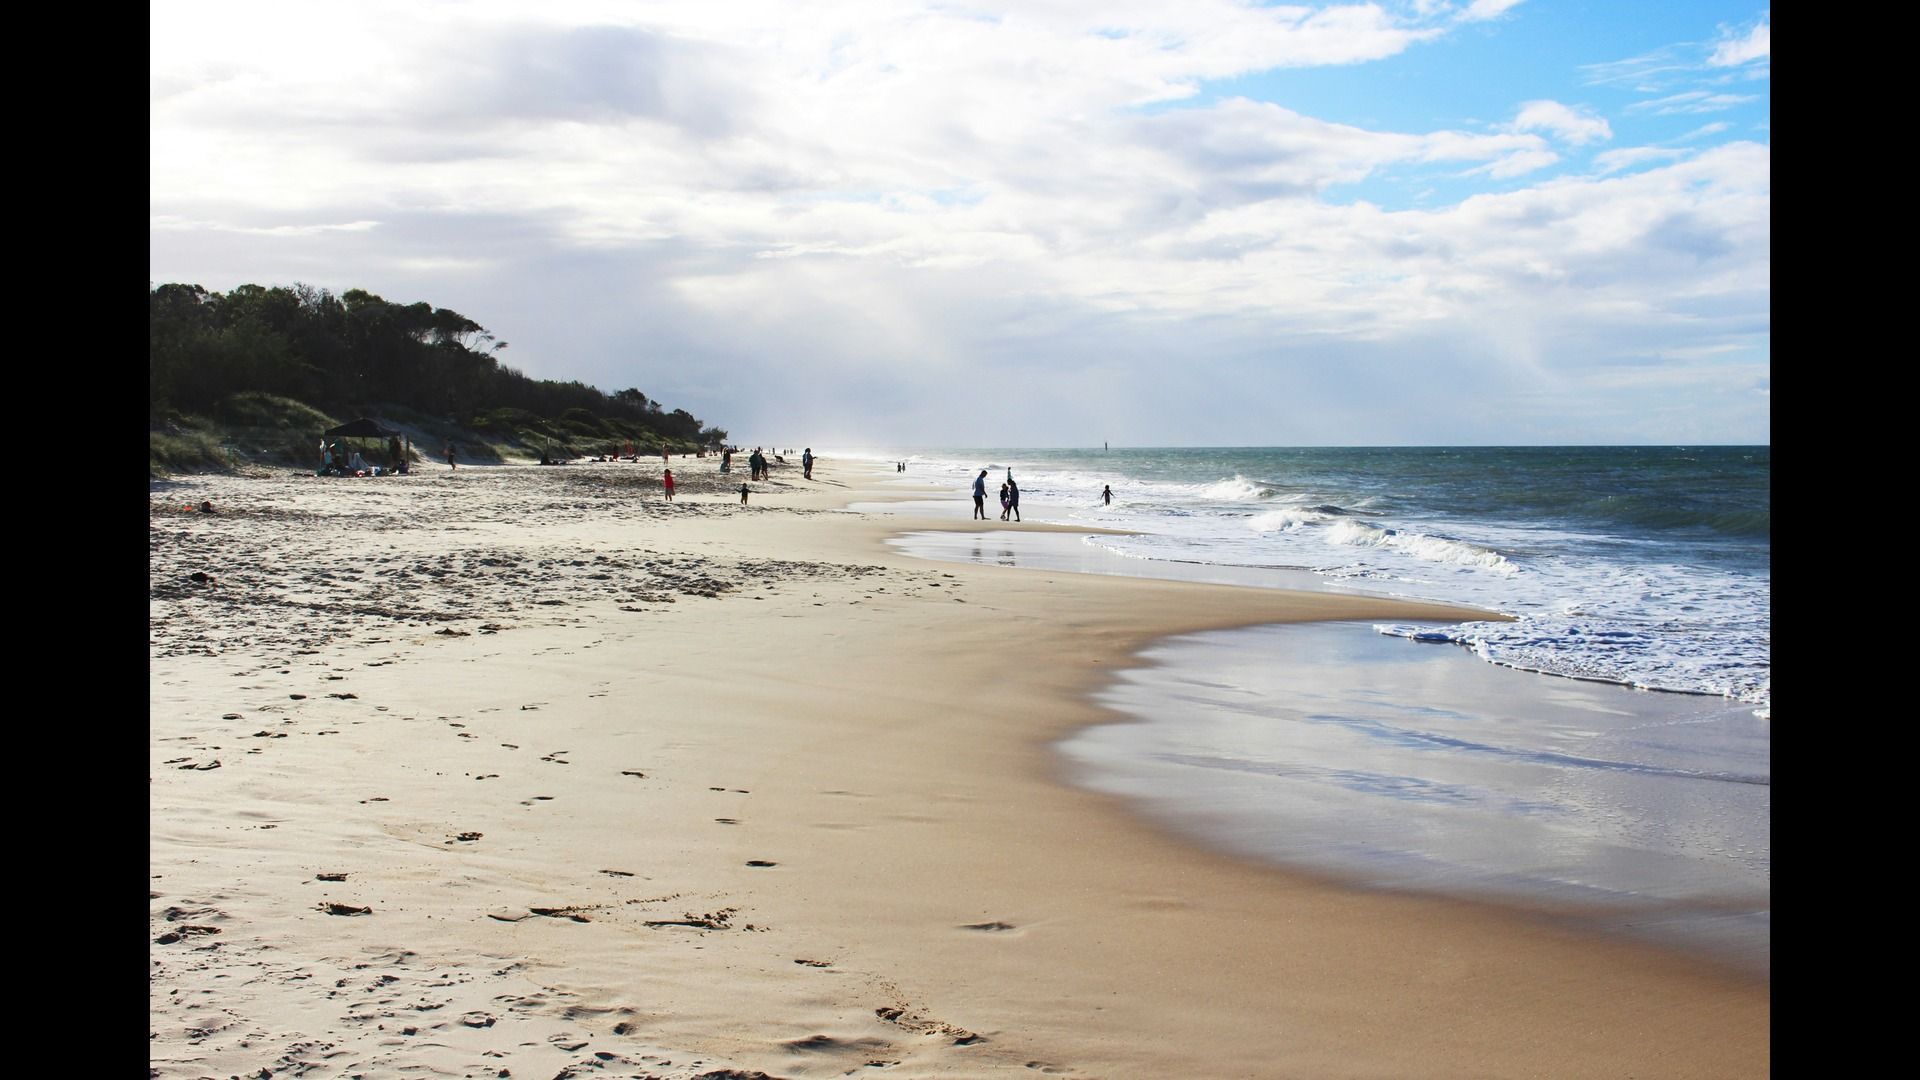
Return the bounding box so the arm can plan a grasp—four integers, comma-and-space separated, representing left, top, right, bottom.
859, 446, 1770, 711
853, 446, 1770, 969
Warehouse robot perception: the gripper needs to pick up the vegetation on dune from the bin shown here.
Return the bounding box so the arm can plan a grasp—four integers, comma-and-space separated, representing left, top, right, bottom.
150, 282, 727, 474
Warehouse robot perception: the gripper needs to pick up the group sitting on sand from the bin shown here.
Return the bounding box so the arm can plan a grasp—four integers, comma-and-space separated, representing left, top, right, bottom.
318, 440, 407, 478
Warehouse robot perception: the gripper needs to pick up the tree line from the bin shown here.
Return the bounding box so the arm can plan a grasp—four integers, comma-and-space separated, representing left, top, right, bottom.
149, 282, 725, 447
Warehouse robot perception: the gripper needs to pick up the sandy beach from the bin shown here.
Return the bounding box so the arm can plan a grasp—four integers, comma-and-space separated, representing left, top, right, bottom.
150, 455, 1768, 1078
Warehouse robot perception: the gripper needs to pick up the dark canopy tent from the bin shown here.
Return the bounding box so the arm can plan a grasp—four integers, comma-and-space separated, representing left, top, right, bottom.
320, 418, 410, 474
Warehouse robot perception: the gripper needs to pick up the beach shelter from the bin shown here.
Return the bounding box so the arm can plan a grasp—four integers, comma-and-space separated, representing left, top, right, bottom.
321, 418, 409, 473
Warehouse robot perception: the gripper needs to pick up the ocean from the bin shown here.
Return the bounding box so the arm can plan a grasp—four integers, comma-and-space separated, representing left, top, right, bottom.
864, 445, 1770, 712
852, 445, 1771, 970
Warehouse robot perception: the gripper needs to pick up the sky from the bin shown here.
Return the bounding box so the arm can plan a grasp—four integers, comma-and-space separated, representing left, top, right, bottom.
150, 1, 1770, 447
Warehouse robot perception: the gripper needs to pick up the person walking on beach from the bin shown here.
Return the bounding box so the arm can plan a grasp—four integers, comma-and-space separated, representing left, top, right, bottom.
1007, 477, 1021, 522
445, 442, 457, 470
662, 468, 675, 501
972, 469, 989, 520
802, 448, 814, 480
740, 483, 750, 505
1102, 484, 1112, 506
999, 481, 1011, 521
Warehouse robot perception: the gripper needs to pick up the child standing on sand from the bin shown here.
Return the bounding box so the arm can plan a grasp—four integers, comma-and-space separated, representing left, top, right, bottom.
663, 469, 675, 501
740, 483, 750, 505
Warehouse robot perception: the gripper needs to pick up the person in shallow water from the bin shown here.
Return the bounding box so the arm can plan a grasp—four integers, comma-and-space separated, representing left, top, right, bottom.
1102, 484, 1113, 505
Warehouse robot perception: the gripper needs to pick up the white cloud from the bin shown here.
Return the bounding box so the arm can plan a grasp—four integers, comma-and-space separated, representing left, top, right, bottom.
1461, 148, 1561, 178
1458, 0, 1526, 22
1628, 91, 1760, 115
1709, 12, 1770, 67
1677, 121, 1733, 141
1511, 100, 1612, 145
1592, 147, 1688, 174
150, 1, 1770, 444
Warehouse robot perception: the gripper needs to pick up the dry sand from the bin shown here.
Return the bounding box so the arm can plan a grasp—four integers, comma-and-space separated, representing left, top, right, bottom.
150, 455, 1768, 1078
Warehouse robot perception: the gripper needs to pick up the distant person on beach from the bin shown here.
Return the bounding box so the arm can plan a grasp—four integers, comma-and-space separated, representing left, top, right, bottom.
972, 470, 989, 520
1007, 477, 1021, 522
663, 469, 675, 500
740, 483, 750, 505
721, 449, 732, 474
388, 436, 403, 469
999, 481, 1011, 521
1102, 485, 1112, 505
445, 443, 457, 470
802, 448, 814, 479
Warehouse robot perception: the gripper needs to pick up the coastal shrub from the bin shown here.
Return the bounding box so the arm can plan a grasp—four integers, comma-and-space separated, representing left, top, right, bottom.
470, 407, 543, 435
150, 281, 730, 474
216, 391, 333, 433
150, 428, 233, 476
558, 407, 607, 434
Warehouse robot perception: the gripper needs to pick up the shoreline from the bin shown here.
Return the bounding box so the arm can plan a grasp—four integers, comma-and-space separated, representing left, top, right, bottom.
150, 455, 1768, 1077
